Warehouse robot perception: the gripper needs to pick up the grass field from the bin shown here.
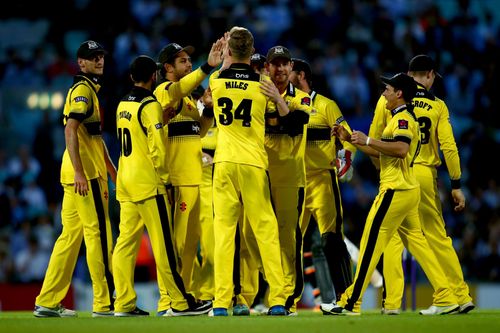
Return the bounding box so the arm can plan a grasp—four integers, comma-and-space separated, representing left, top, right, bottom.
1, 310, 499, 333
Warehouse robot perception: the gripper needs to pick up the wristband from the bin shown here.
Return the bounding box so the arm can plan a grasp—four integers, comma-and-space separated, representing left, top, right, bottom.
366, 137, 371, 146
451, 179, 461, 189
200, 62, 215, 74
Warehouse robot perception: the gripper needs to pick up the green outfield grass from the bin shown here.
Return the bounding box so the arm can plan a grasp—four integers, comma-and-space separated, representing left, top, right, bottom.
1, 310, 499, 333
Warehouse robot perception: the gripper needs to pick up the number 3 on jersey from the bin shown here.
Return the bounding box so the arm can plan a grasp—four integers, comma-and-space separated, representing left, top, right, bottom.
218, 97, 252, 127
118, 127, 132, 156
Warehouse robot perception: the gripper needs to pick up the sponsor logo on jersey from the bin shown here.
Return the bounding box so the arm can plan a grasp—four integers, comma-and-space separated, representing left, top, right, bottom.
398, 119, 409, 129
301, 96, 311, 106
336, 116, 345, 124
192, 124, 200, 133
74, 96, 89, 103
155, 123, 162, 129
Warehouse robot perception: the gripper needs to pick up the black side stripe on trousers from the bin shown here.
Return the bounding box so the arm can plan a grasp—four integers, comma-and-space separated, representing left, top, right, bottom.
156, 194, 196, 307
329, 169, 343, 234
346, 189, 394, 311
90, 179, 114, 307
285, 187, 305, 310
233, 223, 241, 302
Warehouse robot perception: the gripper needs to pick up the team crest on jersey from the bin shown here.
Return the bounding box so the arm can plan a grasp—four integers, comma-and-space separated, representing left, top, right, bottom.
301, 96, 311, 106
74, 96, 89, 104
155, 123, 162, 129
180, 201, 187, 212
398, 119, 409, 129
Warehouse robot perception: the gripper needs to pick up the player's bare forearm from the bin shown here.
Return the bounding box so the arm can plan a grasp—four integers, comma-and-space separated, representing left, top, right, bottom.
65, 119, 87, 195
103, 139, 117, 183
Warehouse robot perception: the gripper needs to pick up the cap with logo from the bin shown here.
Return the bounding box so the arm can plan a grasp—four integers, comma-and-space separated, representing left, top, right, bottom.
77, 40, 107, 60
380, 72, 417, 102
158, 43, 195, 64
408, 54, 442, 78
130, 55, 159, 83
266, 46, 291, 63
251, 53, 266, 66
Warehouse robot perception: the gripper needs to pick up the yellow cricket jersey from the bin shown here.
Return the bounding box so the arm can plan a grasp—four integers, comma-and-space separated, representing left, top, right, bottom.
370, 84, 461, 182
201, 119, 218, 156
153, 67, 209, 186
412, 84, 461, 180
265, 82, 312, 187
60, 74, 107, 184
305, 91, 356, 172
209, 63, 270, 169
379, 104, 421, 191
116, 87, 168, 202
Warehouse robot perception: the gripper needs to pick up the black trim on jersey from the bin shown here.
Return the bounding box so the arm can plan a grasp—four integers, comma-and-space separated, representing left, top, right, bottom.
451, 179, 461, 189
202, 148, 215, 157
83, 121, 102, 135
280, 110, 309, 137
285, 187, 305, 310
67, 111, 88, 123
307, 127, 330, 141
415, 84, 435, 101
156, 194, 196, 307
122, 86, 155, 102
390, 104, 417, 121
200, 62, 215, 75
345, 189, 394, 311
394, 135, 411, 145
90, 179, 115, 309
286, 82, 297, 97
168, 120, 201, 137
218, 64, 260, 82
137, 99, 156, 136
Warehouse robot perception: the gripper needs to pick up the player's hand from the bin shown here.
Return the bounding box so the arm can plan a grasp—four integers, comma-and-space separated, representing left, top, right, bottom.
451, 188, 466, 212
74, 171, 88, 196
331, 124, 351, 142
163, 106, 176, 124
336, 149, 353, 182
207, 34, 227, 67
350, 130, 368, 146
201, 87, 213, 108
260, 79, 281, 103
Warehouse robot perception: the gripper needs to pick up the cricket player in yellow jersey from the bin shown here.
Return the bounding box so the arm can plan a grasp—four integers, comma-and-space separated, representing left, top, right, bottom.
113, 56, 212, 317
209, 26, 286, 316
153, 38, 225, 296
263, 46, 312, 315
289, 58, 356, 304
191, 86, 218, 302
321, 73, 459, 315
34, 41, 115, 318
372, 55, 473, 314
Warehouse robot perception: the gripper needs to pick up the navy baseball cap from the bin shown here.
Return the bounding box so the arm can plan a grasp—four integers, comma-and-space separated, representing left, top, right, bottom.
266, 46, 291, 63
380, 72, 417, 102
408, 55, 442, 78
158, 43, 195, 64
251, 53, 266, 66
77, 40, 107, 60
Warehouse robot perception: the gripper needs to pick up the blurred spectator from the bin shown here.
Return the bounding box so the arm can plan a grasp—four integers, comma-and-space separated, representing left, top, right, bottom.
13, 233, 50, 283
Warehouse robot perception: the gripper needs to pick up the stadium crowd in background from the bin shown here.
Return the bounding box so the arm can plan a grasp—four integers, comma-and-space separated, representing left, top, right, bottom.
0, 0, 499, 292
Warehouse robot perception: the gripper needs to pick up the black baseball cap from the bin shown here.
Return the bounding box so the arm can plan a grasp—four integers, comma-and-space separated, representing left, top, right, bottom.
266, 46, 291, 63
251, 53, 266, 67
408, 54, 442, 78
77, 40, 107, 60
158, 43, 195, 64
130, 55, 159, 83
380, 72, 417, 102
292, 58, 311, 76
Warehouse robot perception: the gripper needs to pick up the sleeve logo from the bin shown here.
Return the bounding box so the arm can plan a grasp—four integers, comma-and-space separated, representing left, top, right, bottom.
74, 96, 89, 103
155, 123, 163, 129
398, 119, 409, 129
